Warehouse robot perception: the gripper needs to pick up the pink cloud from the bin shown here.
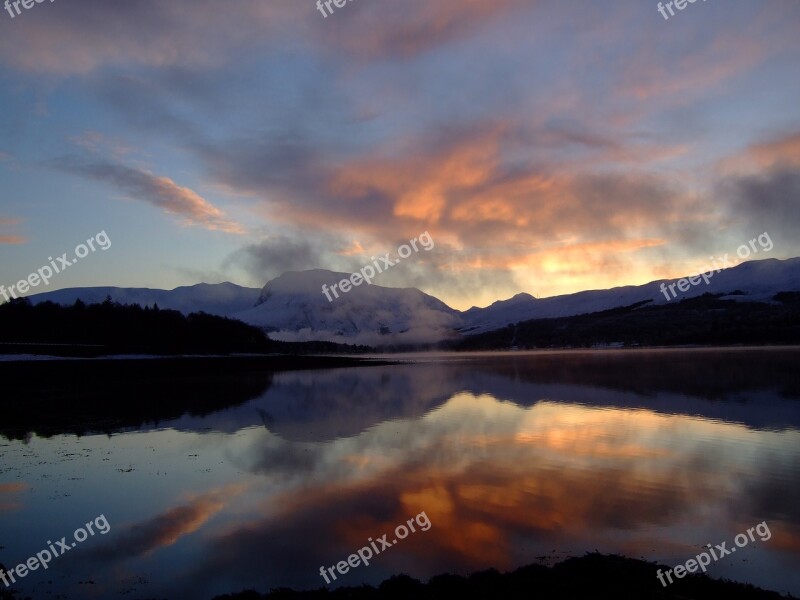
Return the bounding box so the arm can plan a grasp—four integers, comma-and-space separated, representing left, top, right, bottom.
58, 160, 245, 234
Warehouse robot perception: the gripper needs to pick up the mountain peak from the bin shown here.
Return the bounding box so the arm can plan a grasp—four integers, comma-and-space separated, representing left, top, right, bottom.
511, 292, 536, 302
239, 269, 460, 345
256, 269, 353, 305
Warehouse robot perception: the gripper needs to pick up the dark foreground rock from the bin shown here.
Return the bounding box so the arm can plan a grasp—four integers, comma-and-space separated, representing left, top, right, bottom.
212, 553, 793, 600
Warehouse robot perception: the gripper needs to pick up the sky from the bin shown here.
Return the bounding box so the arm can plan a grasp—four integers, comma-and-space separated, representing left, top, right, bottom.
0, 0, 799, 311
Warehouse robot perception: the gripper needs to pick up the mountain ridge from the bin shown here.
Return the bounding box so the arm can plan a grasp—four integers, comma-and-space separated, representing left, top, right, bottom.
21, 257, 800, 345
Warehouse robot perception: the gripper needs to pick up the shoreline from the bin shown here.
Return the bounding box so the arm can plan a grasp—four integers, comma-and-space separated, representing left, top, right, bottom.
208, 552, 795, 600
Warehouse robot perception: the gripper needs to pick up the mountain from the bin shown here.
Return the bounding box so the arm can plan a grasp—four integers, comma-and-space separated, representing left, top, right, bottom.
20, 258, 800, 346
232, 269, 461, 346
28, 282, 261, 316
456, 292, 800, 350
459, 257, 800, 335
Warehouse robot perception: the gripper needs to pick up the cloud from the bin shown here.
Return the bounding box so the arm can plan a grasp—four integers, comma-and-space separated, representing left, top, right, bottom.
222, 227, 523, 308
316, 0, 533, 60
722, 132, 800, 174
0, 217, 25, 245
748, 132, 800, 169
0, 0, 530, 75
316, 125, 693, 248
724, 168, 800, 235
224, 234, 339, 281
70, 131, 135, 160
204, 121, 693, 241
199, 120, 710, 305
716, 131, 800, 245
55, 159, 245, 234
0, 0, 295, 74
0, 236, 26, 245
620, 33, 765, 103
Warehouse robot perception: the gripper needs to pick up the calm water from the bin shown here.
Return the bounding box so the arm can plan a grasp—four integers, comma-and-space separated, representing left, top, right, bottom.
1, 348, 799, 598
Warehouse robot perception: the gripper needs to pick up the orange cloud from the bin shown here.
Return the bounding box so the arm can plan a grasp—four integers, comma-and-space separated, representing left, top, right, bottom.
243, 122, 699, 307
319, 128, 686, 290
716, 131, 800, 177
337, 240, 366, 257
327, 125, 690, 243
0, 236, 26, 245
622, 39, 764, 102
0, 216, 25, 245
57, 160, 245, 234
146, 173, 245, 234
741, 132, 800, 171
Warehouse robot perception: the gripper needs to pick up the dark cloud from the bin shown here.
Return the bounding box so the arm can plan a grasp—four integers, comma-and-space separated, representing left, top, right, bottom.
224, 234, 340, 281
725, 167, 800, 236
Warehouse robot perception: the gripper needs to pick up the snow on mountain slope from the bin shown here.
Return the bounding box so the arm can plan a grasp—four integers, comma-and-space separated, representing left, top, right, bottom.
20, 258, 800, 344
28, 282, 261, 316
233, 269, 462, 346
459, 258, 800, 334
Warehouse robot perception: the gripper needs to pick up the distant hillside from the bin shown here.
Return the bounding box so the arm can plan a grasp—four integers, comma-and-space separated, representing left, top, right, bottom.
453, 292, 800, 350
459, 257, 800, 335
28, 282, 261, 316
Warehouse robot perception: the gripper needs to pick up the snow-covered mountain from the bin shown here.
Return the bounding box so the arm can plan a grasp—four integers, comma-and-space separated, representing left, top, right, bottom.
459, 257, 800, 334
28, 282, 261, 316
21, 258, 800, 345
232, 269, 461, 346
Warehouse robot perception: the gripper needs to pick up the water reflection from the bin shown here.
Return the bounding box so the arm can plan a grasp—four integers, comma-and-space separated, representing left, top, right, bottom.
195, 394, 800, 594
0, 349, 798, 598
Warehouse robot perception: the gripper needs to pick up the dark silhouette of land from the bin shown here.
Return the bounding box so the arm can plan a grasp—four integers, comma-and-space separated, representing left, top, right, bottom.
4, 293, 800, 357
211, 553, 792, 600
0, 298, 374, 356
453, 293, 800, 350
0, 355, 391, 441
452, 346, 800, 402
